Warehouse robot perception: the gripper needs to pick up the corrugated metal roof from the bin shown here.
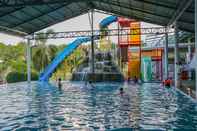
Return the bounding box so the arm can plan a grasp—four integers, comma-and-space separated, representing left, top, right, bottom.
0, 0, 194, 36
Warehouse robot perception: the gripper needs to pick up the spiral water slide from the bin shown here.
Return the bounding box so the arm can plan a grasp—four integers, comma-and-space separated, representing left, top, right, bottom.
39, 16, 118, 81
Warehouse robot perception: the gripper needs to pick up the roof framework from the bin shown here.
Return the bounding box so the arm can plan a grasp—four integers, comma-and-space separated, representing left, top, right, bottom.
0, 0, 194, 37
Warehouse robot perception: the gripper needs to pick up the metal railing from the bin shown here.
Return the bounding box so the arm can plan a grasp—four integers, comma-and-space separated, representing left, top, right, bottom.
27, 27, 174, 40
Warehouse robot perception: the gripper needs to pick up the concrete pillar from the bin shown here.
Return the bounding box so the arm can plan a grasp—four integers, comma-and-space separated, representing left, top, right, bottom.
164, 29, 169, 80
195, 0, 197, 99
27, 38, 31, 83
174, 23, 179, 88
91, 9, 95, 73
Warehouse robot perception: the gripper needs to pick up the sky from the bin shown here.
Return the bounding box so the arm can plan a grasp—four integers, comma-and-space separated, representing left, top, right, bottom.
0, 12, 160, 45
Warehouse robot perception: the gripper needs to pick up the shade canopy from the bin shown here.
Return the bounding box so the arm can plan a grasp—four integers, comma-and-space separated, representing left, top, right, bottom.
0, 0, 194, 37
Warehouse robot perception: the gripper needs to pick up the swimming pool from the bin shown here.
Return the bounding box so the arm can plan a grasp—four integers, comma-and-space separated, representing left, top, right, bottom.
0, 82, 196, 130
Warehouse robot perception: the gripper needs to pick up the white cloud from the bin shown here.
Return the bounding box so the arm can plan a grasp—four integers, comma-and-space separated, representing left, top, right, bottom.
0, 33, 24, 45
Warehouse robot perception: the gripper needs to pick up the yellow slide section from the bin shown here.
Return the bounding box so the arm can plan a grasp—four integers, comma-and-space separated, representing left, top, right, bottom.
128, 51, 140, 79
129, 22, 141, 46
128, 59, 140, 79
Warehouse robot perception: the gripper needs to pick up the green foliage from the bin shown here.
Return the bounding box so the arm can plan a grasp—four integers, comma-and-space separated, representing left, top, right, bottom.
0, 29, 88, 82
32, 29, 59, 72
0, 42, 27, 81
6, 72, 26, 83
10, 60, 27, 73
32, 44, 58, 72
51, 46, 87, 80
6, 71, 38, 83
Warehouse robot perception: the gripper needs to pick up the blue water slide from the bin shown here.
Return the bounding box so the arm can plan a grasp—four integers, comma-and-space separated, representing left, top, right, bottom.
99, 16, 118, 28
39, 16, 118, 81
39, 37, 91, 81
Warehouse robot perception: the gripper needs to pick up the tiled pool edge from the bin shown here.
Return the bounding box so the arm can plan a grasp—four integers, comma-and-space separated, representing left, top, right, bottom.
174, 87, 197, 104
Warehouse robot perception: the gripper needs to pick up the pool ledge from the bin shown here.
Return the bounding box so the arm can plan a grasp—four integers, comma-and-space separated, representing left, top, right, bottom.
174, 87, 197, 104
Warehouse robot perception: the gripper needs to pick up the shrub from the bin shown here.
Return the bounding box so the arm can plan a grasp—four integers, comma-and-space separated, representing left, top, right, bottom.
6, 71, 38, 83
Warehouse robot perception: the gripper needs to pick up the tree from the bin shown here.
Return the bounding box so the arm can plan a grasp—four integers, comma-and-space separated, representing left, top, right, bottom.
0, 42, 27, 81
32, 29, 58, 72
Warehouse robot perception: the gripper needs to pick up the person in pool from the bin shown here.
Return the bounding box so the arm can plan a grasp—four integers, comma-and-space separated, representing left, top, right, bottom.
133, 76, 138, 84
163, 77, 172, 88
58, 78, 62, 88
127, 76, 131, 82
89, 81, 95, 88
119, 87, 124, 95
84, 80, 95, 88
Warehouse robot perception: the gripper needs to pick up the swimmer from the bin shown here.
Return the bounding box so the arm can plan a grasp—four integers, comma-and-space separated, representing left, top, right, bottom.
133, 76, 138, 84
58, 78, 62, 88
88, 81, 95, 88
163, 78, 172, 88
127, 76, 131, 82
84, 81, 95, 88
119, 87, 124, 95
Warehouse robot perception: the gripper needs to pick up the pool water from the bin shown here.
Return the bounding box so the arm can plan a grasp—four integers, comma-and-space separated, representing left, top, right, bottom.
0, 82, 196, 130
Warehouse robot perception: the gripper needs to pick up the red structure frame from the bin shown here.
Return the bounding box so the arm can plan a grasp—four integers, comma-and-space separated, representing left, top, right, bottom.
118, 18, 132, 48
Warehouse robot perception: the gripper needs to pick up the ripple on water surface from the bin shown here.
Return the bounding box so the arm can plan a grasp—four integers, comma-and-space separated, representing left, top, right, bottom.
0, 82, 196, 130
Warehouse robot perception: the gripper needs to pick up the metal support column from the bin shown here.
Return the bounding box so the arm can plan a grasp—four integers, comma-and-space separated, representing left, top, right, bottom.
91, 9, 95, 73
187, 43, 192, 80
188, 45, 191, 61
195, 0, 197, 99
27, 38, 31, 83
118, 23, 121, 67
174, 23, 179, 88
164, 28, 169, 80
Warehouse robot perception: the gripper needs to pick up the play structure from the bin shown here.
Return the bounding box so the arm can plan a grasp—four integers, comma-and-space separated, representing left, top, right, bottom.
142, 48, 163, 81
39, 16, 118, 81
39, 15, 164, 82
117, 18, 163, 82
118, 18, 142, 80
39, 37, 91, 81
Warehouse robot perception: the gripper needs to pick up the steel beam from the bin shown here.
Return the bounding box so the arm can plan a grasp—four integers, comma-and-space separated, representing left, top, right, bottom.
164, 29, 169, 80
174, 23, 179, 88
27, 38, 31, 83
0, 0, 81, 7
0, 25, 27, 36
195, 0, 197, 99
90, 9, 95, 73
29, 27, 173, 40
95, 0, 193, 25
146, 0, 193, 58
168, 0, 193, 26
187, 44, 192, 80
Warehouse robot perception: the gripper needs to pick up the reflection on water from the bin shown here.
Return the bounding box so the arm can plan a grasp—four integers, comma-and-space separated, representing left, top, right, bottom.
0, 82, 196, 130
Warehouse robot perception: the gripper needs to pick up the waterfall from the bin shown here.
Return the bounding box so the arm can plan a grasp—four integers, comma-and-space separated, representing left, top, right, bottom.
81, 71, 87, 81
